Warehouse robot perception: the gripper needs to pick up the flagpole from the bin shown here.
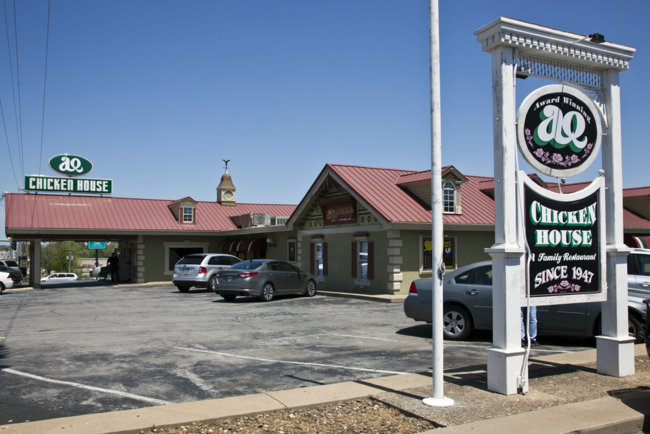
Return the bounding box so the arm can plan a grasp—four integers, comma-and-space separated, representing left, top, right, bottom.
423, 0, 454, 407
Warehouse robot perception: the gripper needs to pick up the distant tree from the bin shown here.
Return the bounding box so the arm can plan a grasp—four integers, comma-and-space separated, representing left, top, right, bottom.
40, 241, 119, 275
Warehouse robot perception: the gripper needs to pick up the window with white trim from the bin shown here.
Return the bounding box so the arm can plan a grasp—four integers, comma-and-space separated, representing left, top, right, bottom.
357, 240, 369, 281
314, 242, 324, 277
182, 206, 195, 223
443, 181, 456, 213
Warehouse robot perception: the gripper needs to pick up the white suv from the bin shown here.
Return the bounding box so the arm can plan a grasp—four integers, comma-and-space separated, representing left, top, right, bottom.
172, 253, 241, 293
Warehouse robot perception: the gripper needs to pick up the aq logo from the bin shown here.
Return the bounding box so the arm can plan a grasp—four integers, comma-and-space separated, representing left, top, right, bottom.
49, 154, 93, 177
517, 85, 602, 177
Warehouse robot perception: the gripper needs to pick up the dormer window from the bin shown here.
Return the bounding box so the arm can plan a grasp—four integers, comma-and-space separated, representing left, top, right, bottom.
182, 206, 195, 223
443, 181, 457, 213
169, 197, 197, 224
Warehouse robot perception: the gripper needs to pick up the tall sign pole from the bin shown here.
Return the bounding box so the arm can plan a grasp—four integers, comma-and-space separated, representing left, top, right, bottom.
423, 0, 453, 407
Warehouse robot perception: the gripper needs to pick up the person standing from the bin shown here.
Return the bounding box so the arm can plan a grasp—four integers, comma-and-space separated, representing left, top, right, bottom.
107, 251, 120, 285
521, 306, 538, 346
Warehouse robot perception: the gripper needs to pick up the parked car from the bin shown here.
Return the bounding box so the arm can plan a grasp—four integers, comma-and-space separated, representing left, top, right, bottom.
213, 259, 317, 302
0, 265, 23, 286
0, 259, 26, 276
172, 253, 242, 293
0, 271, 14, 293
404, 260, 648, 342
628, 248, 650, 292
41, 273, 78, 283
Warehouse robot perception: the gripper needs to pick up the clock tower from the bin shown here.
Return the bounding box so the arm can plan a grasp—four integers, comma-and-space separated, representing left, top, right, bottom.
217, 161, 236, 205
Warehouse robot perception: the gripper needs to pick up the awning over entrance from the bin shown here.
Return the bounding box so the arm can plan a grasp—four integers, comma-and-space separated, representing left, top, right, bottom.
627, 235, 650, 249
219, 238, 267, 253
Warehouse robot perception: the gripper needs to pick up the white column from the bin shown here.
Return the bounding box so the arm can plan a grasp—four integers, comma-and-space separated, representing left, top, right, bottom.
597, 69, 635, 376
485, 45, 526, 395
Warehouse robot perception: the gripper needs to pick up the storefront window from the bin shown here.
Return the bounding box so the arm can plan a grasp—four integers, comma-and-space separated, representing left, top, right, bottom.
422, 237, 433, 272
421, 236, 456, 273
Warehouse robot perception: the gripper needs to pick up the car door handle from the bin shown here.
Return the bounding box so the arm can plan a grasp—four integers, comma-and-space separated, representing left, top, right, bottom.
466, 289, 479, 296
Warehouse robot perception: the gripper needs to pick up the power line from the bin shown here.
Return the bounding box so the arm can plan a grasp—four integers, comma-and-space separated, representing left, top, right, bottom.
2, 0, 21, 177
0, 97, 19, 188
11, 0, 25, 175
38, 0, 52, 174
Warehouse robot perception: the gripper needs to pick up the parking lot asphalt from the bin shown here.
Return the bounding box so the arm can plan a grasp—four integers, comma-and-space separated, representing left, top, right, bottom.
0, 282, 631, 433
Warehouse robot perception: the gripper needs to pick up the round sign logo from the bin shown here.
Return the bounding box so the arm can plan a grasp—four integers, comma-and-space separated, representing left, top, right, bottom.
517, 85, 602, 177
49, 154, 93, 177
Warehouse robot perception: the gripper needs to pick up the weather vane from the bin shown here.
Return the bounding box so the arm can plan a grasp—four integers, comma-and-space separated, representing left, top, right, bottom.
223, 159, 230, 172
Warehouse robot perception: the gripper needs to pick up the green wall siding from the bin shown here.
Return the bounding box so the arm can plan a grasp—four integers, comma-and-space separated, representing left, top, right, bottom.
300, 232, 389, 294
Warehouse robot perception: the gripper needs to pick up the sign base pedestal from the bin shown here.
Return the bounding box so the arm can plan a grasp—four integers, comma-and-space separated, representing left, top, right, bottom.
487, 346, 526, 395
596, 335, 635, 377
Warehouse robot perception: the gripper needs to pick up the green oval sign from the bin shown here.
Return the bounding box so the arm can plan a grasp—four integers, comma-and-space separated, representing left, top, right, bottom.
49, 154, 93, 177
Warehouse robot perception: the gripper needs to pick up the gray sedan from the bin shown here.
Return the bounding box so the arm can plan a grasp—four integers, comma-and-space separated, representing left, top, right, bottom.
404, 261, 648, 342
214, 259, 317, 302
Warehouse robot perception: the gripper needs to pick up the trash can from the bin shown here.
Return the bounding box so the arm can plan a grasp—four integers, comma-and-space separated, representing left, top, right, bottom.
644, 299, 650, 358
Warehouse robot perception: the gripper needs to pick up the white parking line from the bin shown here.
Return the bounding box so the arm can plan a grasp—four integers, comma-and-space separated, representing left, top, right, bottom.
1, 368, 172, 406
175, 346, 408, 376
330, 333, 399, 342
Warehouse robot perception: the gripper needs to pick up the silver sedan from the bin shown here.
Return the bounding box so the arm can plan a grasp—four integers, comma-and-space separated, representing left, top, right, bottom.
404, 261, 648, 342
214, 259, 317, 302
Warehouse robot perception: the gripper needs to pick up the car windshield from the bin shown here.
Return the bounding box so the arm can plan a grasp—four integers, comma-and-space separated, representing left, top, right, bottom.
177, 255, 205, 265
5, 261, 18, 267
230, 260, 265, 270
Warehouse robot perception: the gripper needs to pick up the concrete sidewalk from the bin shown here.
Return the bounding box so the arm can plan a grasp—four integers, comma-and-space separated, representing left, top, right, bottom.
3, 345, 648, 434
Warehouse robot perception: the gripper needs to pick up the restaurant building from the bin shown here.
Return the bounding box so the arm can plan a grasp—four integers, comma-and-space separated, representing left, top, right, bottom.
5, 163, 650, 293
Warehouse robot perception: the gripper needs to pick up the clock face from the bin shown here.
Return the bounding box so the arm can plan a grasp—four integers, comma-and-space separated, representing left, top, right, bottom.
223, 190, 234, 200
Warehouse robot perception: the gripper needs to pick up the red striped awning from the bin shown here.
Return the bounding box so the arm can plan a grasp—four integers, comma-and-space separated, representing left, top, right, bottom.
626, 235, 650, 248
220, 238, 268, 253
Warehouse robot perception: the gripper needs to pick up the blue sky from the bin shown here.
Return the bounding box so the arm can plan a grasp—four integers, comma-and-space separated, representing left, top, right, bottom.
1, 0, 649, 234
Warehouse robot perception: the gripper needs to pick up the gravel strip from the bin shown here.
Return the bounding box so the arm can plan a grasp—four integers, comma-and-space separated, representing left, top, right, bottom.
139, 398, 438, 433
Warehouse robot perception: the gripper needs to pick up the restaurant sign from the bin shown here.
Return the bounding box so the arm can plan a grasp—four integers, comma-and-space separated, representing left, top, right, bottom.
520, 173, 606, 305
25, 175, 113, 194
49, 154, 93, 177
319, 196, 356, 226
517, 85, 602, 178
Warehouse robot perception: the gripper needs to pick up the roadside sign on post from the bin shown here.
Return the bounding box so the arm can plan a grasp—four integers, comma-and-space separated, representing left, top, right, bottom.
88, 242, 107, 250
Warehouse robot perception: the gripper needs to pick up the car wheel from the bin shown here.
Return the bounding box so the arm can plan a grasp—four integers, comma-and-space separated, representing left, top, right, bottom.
259, 283, 275, 302
208, 275, 218, 292
593, 314, 645, 343
177, 286, 190, 293
221, 294, 237, 302
629, 314, 645, 343
443, 305, 473, 340
0, 282, 4, 294
304, 280, 316, 297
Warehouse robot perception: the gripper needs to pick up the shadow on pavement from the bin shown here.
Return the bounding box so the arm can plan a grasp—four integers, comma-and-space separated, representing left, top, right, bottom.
608, 386, 650, 432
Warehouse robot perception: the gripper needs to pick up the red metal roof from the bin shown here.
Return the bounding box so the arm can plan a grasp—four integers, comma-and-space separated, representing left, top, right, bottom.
6, 165, 650, 236
5, 193, 296, 235
328, 164, 495, 226
624, 187, 650, 198
327, 164, 650, 230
